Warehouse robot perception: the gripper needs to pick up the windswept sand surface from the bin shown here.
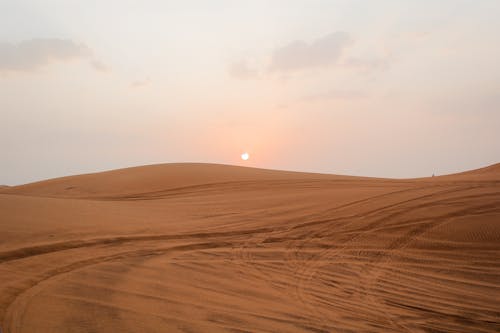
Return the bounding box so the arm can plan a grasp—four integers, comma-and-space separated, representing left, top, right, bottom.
0, 163, 499, 332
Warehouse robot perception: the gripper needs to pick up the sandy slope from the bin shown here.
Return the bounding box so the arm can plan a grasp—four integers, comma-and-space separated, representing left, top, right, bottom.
0, 163, 499, 332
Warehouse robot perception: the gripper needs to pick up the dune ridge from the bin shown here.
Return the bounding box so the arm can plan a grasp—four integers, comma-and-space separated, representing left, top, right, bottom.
3, 163, 359, 199
0, 163, 499, 332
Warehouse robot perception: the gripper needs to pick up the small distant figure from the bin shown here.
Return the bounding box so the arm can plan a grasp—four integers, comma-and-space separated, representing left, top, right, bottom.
432, 173, 435, 177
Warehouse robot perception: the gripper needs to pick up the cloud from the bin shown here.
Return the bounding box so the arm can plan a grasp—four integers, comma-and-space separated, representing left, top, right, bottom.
303, 90, 368, 102
229, 31, 391, 80
131, 78, 151, 88
0, 38, 106, 73
90, 59, 109, 72
228, 60, 259, 80
269, 31, 353, 72
343, 56, 390, 71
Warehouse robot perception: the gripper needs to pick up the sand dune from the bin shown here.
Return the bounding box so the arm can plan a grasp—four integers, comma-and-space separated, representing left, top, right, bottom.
0, 163, 499, 332
3, 164, 350, 199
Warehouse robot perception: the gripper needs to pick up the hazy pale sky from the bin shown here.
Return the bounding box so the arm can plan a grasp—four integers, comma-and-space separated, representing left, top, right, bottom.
1, 0, 499, 184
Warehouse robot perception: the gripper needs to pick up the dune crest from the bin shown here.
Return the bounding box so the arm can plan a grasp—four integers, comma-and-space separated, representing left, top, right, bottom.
4, 163, 351, 198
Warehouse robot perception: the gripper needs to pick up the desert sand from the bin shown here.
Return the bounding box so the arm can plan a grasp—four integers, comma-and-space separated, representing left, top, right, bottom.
0, 163, 499, 332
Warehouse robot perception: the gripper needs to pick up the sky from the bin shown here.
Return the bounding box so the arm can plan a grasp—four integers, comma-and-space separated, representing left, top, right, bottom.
1, 0, 499, 185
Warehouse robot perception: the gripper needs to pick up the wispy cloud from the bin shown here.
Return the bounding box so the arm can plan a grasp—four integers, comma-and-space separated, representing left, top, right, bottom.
131, 78, 151, 88
0, 38, 106, 73
90, 59, 109, 72
230, 32, 391, 80
269, 32, 353, 72
228, 60, 259, 80
302, 89, 368, 102
343, 56, 390, 71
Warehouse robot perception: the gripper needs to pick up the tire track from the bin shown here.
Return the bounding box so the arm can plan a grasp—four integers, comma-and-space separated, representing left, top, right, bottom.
292, 185, 492, 330
0, 227, 278, 264
2, 241, 235, 333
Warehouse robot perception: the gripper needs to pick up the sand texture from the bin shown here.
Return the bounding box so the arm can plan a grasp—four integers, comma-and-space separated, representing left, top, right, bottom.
0, 163, 499, 332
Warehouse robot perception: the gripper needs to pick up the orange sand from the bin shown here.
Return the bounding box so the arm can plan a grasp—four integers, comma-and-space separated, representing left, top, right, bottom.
1, 163, 499, 332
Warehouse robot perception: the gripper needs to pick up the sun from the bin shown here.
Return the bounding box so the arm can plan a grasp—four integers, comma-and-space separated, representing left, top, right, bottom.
241, 152, 249, 161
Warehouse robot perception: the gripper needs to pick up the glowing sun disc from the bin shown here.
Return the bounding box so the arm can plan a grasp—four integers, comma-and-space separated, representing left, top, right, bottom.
241, 152, 249, 161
